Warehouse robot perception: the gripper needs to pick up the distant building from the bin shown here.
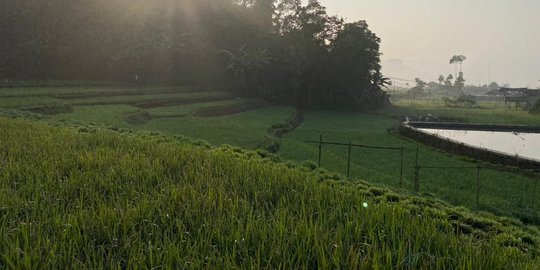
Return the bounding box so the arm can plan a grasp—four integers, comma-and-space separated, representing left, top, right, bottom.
486, 89, 501, 96
499, 87, 540, 109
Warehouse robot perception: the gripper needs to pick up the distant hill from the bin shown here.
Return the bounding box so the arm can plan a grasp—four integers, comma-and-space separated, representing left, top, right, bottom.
382, 58, 433, 82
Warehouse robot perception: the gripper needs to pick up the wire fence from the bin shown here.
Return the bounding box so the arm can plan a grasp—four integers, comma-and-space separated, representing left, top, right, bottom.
305, 135, 539, 209
305, 135, 405, 184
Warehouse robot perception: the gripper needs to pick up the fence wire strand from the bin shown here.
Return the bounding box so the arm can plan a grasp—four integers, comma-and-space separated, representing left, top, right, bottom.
305, 135, 540, 210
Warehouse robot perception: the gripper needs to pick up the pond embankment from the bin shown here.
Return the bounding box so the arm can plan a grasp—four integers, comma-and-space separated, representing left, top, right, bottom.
399, 122, 540, 170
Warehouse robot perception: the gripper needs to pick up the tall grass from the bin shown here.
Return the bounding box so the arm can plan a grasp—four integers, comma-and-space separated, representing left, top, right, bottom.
0, 116, 538, 268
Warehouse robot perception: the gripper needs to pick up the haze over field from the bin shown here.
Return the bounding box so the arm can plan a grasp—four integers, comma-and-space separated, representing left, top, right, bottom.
2, 1, 540, 268
318, 0, 540, 88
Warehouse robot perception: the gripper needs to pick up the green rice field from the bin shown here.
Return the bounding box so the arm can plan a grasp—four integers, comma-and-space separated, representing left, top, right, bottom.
0, 116, 538, 268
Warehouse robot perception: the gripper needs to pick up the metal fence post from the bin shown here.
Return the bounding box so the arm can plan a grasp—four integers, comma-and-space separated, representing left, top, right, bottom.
414, 148, 419, 192
476, 166, 481, 207
415, 168, 420, 192
318, 134, 322, 167
532, 179, 538, 209
400, 146, 404, 187
347, 142, 352, 177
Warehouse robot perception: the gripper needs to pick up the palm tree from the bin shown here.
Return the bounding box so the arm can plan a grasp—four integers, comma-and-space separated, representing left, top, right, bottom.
455, 71, 466, 95
372, 71, 392, 89
449, 55, 467, 78
221, 44, 272, 96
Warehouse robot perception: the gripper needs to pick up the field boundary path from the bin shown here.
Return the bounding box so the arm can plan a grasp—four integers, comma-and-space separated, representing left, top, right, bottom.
262, 110, 304, 153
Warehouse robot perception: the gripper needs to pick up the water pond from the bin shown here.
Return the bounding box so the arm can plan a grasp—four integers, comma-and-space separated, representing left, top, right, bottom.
419, 128, 540, 162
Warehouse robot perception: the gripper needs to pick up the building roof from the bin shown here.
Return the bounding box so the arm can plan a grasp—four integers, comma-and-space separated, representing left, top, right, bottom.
499, 87, 540, 96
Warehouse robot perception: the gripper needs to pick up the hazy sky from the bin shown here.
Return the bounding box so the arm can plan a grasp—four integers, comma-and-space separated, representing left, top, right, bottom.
318, 0, 540, 88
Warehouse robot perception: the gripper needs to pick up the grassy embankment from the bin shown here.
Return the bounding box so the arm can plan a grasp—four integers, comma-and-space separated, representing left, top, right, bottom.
0, 116, 539, 268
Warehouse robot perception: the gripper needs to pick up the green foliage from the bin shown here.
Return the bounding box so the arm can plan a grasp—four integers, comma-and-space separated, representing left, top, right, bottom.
1, 0, 388, 110
0, 116, 538, 268
221, 1, 389, 109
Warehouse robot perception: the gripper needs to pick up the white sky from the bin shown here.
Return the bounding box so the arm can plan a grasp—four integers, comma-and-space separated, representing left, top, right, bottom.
318, 0, 540, 88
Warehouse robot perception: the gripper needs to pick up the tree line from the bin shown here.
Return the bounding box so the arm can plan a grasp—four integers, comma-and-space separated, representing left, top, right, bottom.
407, 55, 504, 97
0, 0, 389, 110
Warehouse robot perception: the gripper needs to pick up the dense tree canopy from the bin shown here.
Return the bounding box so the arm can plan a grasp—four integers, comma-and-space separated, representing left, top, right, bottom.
0, 0, 388, 110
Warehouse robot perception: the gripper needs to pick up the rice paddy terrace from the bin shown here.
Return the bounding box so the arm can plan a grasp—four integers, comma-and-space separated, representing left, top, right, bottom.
2, 85, 540, 222
0, 116, 539, 268
0, 84, 298, 149
1, 84, 540, 267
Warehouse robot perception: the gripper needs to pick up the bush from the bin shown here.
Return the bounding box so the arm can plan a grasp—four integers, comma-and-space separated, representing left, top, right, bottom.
300, 160, 319, 171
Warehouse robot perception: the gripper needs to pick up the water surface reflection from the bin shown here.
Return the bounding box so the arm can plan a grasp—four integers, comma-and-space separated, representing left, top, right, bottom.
419, 128, 540, 162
